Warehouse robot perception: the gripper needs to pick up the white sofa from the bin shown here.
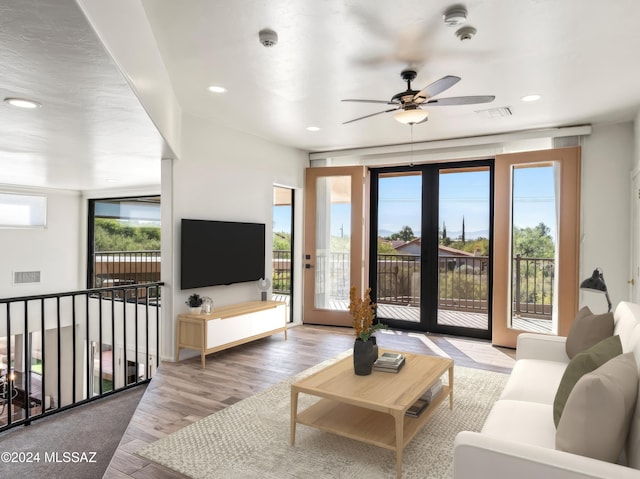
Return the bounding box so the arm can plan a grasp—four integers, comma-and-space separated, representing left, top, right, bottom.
454, 301, 640, 479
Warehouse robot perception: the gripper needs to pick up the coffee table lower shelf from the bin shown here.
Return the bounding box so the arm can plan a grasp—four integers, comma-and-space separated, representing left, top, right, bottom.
295, 385, 451, 450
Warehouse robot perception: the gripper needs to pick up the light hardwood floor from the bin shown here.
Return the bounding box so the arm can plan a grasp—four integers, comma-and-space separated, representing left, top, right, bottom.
103, 325, 516, 479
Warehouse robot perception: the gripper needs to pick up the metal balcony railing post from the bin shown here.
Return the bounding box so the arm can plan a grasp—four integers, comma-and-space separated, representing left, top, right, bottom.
23, 299, 30, 423
514, 254, 521, 316
6, 302, 12, 426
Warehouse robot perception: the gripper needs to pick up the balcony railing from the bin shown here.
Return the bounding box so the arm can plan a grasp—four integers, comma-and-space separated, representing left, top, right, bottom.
0, 283, 162, 432
272, 250, 291, 294
271, 251, 554, 319
90, 250, 161, 289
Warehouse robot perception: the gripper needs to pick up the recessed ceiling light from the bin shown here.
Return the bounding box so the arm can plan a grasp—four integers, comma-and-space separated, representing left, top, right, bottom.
306, 126, 321, 132
4, 97, 41, 109
208, 85, 227, 93
521, 94, 542, 102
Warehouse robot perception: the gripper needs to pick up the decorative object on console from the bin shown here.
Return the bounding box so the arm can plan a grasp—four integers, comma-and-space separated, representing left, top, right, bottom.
258, 278, 271, 301
349, 286, 386, 375
186, 293, 203, 314
201, 296, 213, 314
580, 267, 612, 312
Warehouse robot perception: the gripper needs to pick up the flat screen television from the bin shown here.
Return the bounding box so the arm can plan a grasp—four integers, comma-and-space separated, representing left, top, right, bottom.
181, 219, 265, 289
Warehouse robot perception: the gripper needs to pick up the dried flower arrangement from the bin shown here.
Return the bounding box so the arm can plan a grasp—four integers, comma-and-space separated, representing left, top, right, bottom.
349, 286, 386, 341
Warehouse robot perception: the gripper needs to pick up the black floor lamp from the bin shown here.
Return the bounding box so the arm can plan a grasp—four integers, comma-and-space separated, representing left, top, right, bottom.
580, 268, 612, 312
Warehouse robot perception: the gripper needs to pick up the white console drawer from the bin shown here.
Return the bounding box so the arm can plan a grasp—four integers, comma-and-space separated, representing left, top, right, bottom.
207, 313, 249, 348
251, 304, 285, 335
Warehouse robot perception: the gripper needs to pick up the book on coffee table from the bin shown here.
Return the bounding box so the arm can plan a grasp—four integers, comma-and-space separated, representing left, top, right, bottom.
406, 379, 444, 417
373, 352, 405, 373
406, 397, 429, 417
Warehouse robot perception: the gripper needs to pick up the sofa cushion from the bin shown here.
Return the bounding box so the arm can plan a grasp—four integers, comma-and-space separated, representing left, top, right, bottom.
614, 302, 640, 352
499, 359, 567, 404
565, 306, 614, 359
481, 399, 556, 449
553, 334, 622, 427
556, 352, 638, 463
624, 326, 640, 468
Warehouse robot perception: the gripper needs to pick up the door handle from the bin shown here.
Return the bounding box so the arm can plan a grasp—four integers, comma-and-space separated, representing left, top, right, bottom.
629, 279, 635, 285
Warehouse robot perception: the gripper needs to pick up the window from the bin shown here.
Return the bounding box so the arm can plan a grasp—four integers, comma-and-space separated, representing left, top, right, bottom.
87, 196, 161, 288
0, 193, 46, 227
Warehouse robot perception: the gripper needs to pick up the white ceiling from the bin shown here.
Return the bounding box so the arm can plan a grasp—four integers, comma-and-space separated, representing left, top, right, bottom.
0, 0, 163, 191
2, 0, 640, 191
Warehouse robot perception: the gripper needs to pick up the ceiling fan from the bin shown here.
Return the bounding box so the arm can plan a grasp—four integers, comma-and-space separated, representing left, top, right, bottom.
342, 69, 495, 125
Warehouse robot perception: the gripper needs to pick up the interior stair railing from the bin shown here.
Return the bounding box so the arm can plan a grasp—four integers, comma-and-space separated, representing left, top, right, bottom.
0, 282, 162, 432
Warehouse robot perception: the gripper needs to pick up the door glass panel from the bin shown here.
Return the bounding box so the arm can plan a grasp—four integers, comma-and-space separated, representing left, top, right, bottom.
437, 168, 490, 330
315, 176, 351, 310
375, 173, 422, 323
510, 164, 557, 333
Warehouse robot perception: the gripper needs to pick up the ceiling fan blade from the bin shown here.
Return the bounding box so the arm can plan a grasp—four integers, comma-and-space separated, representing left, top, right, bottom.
343, 108, 398, 124
424, 95, 495, 106
342, 99, 398, 105
413, 75, 460, 102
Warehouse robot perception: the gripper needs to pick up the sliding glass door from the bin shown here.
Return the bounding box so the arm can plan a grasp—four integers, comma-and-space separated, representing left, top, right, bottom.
370, 161, 493, 340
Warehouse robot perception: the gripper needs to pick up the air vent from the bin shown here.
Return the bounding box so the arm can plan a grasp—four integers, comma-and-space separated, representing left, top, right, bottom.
476, 106, 512, 118
13, 270, 41, 284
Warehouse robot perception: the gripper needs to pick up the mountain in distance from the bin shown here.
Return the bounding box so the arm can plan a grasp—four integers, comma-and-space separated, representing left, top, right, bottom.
378, 228, 489, 240
446, 229, 490, 240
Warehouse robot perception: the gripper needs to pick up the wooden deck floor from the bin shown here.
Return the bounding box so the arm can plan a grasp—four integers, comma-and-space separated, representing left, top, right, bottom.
324, 299, 554, 334
277, 293, 553, 334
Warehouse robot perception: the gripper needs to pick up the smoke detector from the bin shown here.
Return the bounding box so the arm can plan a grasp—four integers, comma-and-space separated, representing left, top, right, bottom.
259, 28, 278, 47
443, 5, 468, 26
456, 26, 477, 41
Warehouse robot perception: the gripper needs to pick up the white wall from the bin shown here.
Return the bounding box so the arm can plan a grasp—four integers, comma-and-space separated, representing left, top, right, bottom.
635, 112, 640, 170
580, 122, 635, 312
76, 0, 182, 159
160, 114, 308, 361
0, 188, 82, 298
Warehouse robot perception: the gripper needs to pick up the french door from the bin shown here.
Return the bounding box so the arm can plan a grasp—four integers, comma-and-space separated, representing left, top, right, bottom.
303, 166, 367, 326
369, 161, 494, 340
303, 148, 580, 346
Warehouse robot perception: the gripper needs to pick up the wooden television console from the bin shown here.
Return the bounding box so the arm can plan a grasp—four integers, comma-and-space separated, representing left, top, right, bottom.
176, 300, 287, 368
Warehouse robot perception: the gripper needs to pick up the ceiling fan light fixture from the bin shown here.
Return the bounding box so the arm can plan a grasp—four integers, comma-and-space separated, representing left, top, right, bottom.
394, 109, 429, 125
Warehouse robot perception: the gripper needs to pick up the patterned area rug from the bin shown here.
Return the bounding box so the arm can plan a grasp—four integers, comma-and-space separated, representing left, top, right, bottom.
137, 353, 508, 479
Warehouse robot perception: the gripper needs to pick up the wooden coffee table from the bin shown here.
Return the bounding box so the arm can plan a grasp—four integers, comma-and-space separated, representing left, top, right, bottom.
290, 350, 454, 479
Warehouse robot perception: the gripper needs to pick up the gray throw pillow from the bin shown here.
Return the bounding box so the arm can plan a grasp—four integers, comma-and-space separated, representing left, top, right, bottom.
565, 306, 614, 359
553, 334, 622, 427
556, 352, 638, 462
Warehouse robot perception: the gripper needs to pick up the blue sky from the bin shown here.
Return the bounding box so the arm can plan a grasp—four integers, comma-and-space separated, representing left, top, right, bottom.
273, 165, 557, 240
